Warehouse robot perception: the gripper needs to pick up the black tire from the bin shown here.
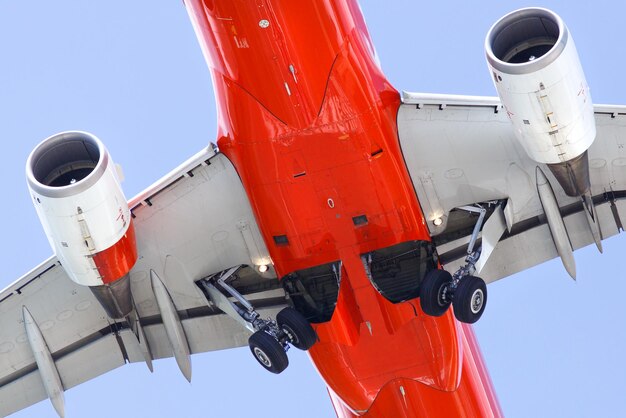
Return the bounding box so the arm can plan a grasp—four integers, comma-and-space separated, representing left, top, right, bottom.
452, 275, 487, 324
419, 269, 453, 317
248, 330, 289, 374
276, 307, 318, 350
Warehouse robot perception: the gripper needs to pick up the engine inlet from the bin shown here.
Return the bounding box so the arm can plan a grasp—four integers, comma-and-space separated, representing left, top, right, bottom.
486, 8, 565, 74
27, 131, 108, 198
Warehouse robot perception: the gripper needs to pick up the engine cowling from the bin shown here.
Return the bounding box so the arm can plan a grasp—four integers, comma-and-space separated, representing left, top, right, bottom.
485, 8, 595, 195
26, 131, 136, 317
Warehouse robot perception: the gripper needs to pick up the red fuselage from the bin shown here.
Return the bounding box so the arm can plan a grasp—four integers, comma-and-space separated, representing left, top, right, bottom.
185, 1, 502, 416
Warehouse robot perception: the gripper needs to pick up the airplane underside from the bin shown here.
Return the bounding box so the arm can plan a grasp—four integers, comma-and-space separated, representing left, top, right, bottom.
4, 0, 616, 415
184, 0, 502, 415
2, 0, 623, 415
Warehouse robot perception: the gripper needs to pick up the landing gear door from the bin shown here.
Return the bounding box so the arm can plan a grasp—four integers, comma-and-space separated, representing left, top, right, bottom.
475, 205, 507, 274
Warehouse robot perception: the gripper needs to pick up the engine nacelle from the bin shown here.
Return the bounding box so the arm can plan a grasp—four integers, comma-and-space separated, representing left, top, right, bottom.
485, 8, 595, 171
26, 131, 136, 317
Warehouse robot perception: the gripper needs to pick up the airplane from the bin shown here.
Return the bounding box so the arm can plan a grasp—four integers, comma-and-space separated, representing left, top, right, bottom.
2, 1, 626, 417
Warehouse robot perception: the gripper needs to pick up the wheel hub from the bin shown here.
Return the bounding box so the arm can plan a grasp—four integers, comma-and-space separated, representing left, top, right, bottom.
470, 289, 484, 314
253, 347, 272, 368
281, 324, 300, 346
437, 282, 450, 307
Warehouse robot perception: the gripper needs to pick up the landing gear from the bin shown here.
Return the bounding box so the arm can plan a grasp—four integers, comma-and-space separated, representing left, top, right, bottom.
419, 269, 487, 324
198, 266, 318, 374
420, 269, 452, 317
420, 203, 498, 324
452, 275, 486, 324
277, 307, 317, 350
249, 329, 289, 374
247, 307, 317, 373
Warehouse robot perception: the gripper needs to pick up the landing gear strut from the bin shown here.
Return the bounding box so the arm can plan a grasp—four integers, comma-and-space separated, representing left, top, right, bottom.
198, 266, 317, 374
420, 204, 495, 324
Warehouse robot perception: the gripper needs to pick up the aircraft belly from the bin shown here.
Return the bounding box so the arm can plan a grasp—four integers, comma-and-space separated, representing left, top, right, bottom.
185, 0, 501, 416
328, 324, 503, 417
186, 0, 342, 128
308, 251, 460, 411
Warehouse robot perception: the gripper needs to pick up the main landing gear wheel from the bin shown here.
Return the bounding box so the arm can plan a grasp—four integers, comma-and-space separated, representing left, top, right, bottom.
248, 330, 289, 374
452, 275, 487, 324
419, 269, 453, 317
276, 307, 317, 350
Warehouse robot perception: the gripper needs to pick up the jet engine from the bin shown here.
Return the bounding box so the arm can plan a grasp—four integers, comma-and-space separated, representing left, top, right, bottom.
486, 8, 595, 196
26, 131, 136, 318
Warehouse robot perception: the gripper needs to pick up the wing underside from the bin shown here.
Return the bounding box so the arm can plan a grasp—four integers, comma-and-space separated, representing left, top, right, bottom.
0, 150, 286, 416
398, 92, 626, 282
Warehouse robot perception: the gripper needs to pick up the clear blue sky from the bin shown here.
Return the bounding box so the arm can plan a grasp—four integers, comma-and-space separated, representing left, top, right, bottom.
2, 1, 625, 417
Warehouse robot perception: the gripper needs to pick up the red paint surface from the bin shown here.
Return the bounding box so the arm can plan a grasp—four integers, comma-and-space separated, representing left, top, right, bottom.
92, 221, 137, 284
185, 0, 503, 416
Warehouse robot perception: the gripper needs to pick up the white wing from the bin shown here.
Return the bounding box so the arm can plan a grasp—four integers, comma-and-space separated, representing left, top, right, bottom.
0, 150, 287, 416
398, 92, 626, 281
